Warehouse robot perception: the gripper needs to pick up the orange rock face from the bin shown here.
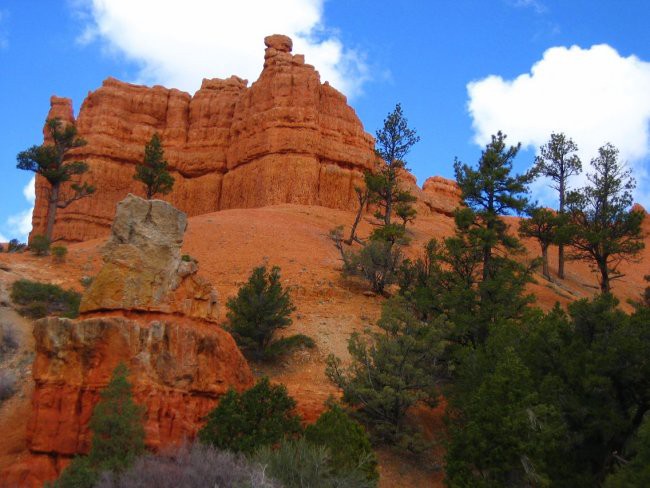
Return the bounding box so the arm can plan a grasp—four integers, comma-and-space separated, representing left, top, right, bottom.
30, 34, 376, 242
4, 315, 252, 487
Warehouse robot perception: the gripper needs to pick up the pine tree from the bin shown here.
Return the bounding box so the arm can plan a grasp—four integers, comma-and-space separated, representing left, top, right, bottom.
198, 377, 302, 454
54, 363, 144, 487
531, 133, 582, 278
226, 265, 300, 359
454, 131, 532, 280
518, 206, 569, 281
16, 118, 95, 241
134, 133, 174, 199
326, 297, 447, 446
566, 143, 645, 293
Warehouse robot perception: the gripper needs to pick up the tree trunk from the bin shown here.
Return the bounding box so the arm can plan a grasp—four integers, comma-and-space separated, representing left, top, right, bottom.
542, 244, 550, 281
45, 184, 60, 242
598, 259, 610, 294
558, 180, 566, 280
346, 190, 367, 245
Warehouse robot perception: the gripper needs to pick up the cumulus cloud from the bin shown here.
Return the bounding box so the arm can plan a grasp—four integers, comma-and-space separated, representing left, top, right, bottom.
73, 0, 369, 97
3, 177, 35, 241
467, 44, 650, 207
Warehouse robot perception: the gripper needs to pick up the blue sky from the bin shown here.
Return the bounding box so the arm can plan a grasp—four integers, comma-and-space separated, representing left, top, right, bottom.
2, 0, 650, 241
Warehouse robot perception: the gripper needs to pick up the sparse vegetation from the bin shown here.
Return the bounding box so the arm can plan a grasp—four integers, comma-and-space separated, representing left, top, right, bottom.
255, 438, 376, 488
51, 245, 68, 263
96, 442, 278, 488
11, 279, 81, 319
199, 377, 302, 455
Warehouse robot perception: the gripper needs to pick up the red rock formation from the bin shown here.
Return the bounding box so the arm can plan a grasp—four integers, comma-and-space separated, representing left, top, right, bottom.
30, 34, 376, 242
4, 315, 252, 487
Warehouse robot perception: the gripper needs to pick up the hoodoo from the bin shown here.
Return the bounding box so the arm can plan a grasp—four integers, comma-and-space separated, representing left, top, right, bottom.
30, 35, 378, 242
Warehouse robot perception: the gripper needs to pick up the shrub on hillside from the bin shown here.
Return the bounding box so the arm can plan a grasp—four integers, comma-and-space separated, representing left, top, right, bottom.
305, 403, 379, 484
51, 245, 68, 263
96, 442, 278, 488
227, 265, 313, 360
199, 377, 302, 455
30, 235, 50, 256
10, 279, 81, 318
255, 438, 376, 488
7, 239, 26, 253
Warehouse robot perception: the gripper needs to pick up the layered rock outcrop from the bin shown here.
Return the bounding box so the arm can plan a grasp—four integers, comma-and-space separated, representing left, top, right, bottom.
80, 194, 218, 321
30, 34, 377, 242
5, 196, 252, 487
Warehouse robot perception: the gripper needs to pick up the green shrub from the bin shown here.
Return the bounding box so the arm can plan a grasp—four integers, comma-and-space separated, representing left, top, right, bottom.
305, 404, 379, 484
181, 254, 197, 263
198, 377, 302, 455
30, 234, 50, 256
10, 279, 81, 318
7, 239, 26, 253
255, 438, 375, 488
228, 265, 313, 361
51, 245, 68, 263
52, 364, 145, 488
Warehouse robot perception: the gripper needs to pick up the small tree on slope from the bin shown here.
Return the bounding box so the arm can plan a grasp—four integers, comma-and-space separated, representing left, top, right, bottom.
134, 133, 174, 199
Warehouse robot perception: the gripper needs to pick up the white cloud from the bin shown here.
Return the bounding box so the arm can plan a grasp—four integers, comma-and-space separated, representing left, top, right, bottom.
467, 44, 650, 207
507, 0, 547, 14
3, 177, 35, 241
73, 0, 369, 97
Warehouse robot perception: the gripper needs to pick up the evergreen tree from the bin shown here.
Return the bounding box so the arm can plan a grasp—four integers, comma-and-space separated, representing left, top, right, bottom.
368, 103, 420, 228
326, 297, 447, 447
227, 265, 305, 360
134, 133, 174, 199
518, 206, 569, 281
305, 403, 379, 484
17, 118, 95, 241
334, 104, 420, 294
54, 363, 144, 487
198, 377, 302, 454
566, 143, 645, 293
531, 133, 582, 278
454, 131, 531, 280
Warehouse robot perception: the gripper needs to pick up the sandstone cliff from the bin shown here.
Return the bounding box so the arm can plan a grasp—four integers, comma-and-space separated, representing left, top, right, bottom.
4, 196, 252, 487
30, 34, 378, 242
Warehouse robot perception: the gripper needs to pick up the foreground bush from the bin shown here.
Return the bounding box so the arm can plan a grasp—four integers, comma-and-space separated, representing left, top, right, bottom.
97, 442, 278, 488
199, 377, 302, 454
255, 438, 376, 488
305, 404, 379, 485
10, 279, 81, 318
30, 234, 50, 256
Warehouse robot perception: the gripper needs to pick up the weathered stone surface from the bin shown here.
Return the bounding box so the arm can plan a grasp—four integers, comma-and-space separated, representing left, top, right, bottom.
30, 35, 376, 242
80, 195, 218, 320
2, 315, 253, 486
420, 176, 463, 216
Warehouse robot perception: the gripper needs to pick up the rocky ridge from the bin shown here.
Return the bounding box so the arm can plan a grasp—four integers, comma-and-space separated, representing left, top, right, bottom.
30, 34, 384, 242
3, 196, 252, 487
